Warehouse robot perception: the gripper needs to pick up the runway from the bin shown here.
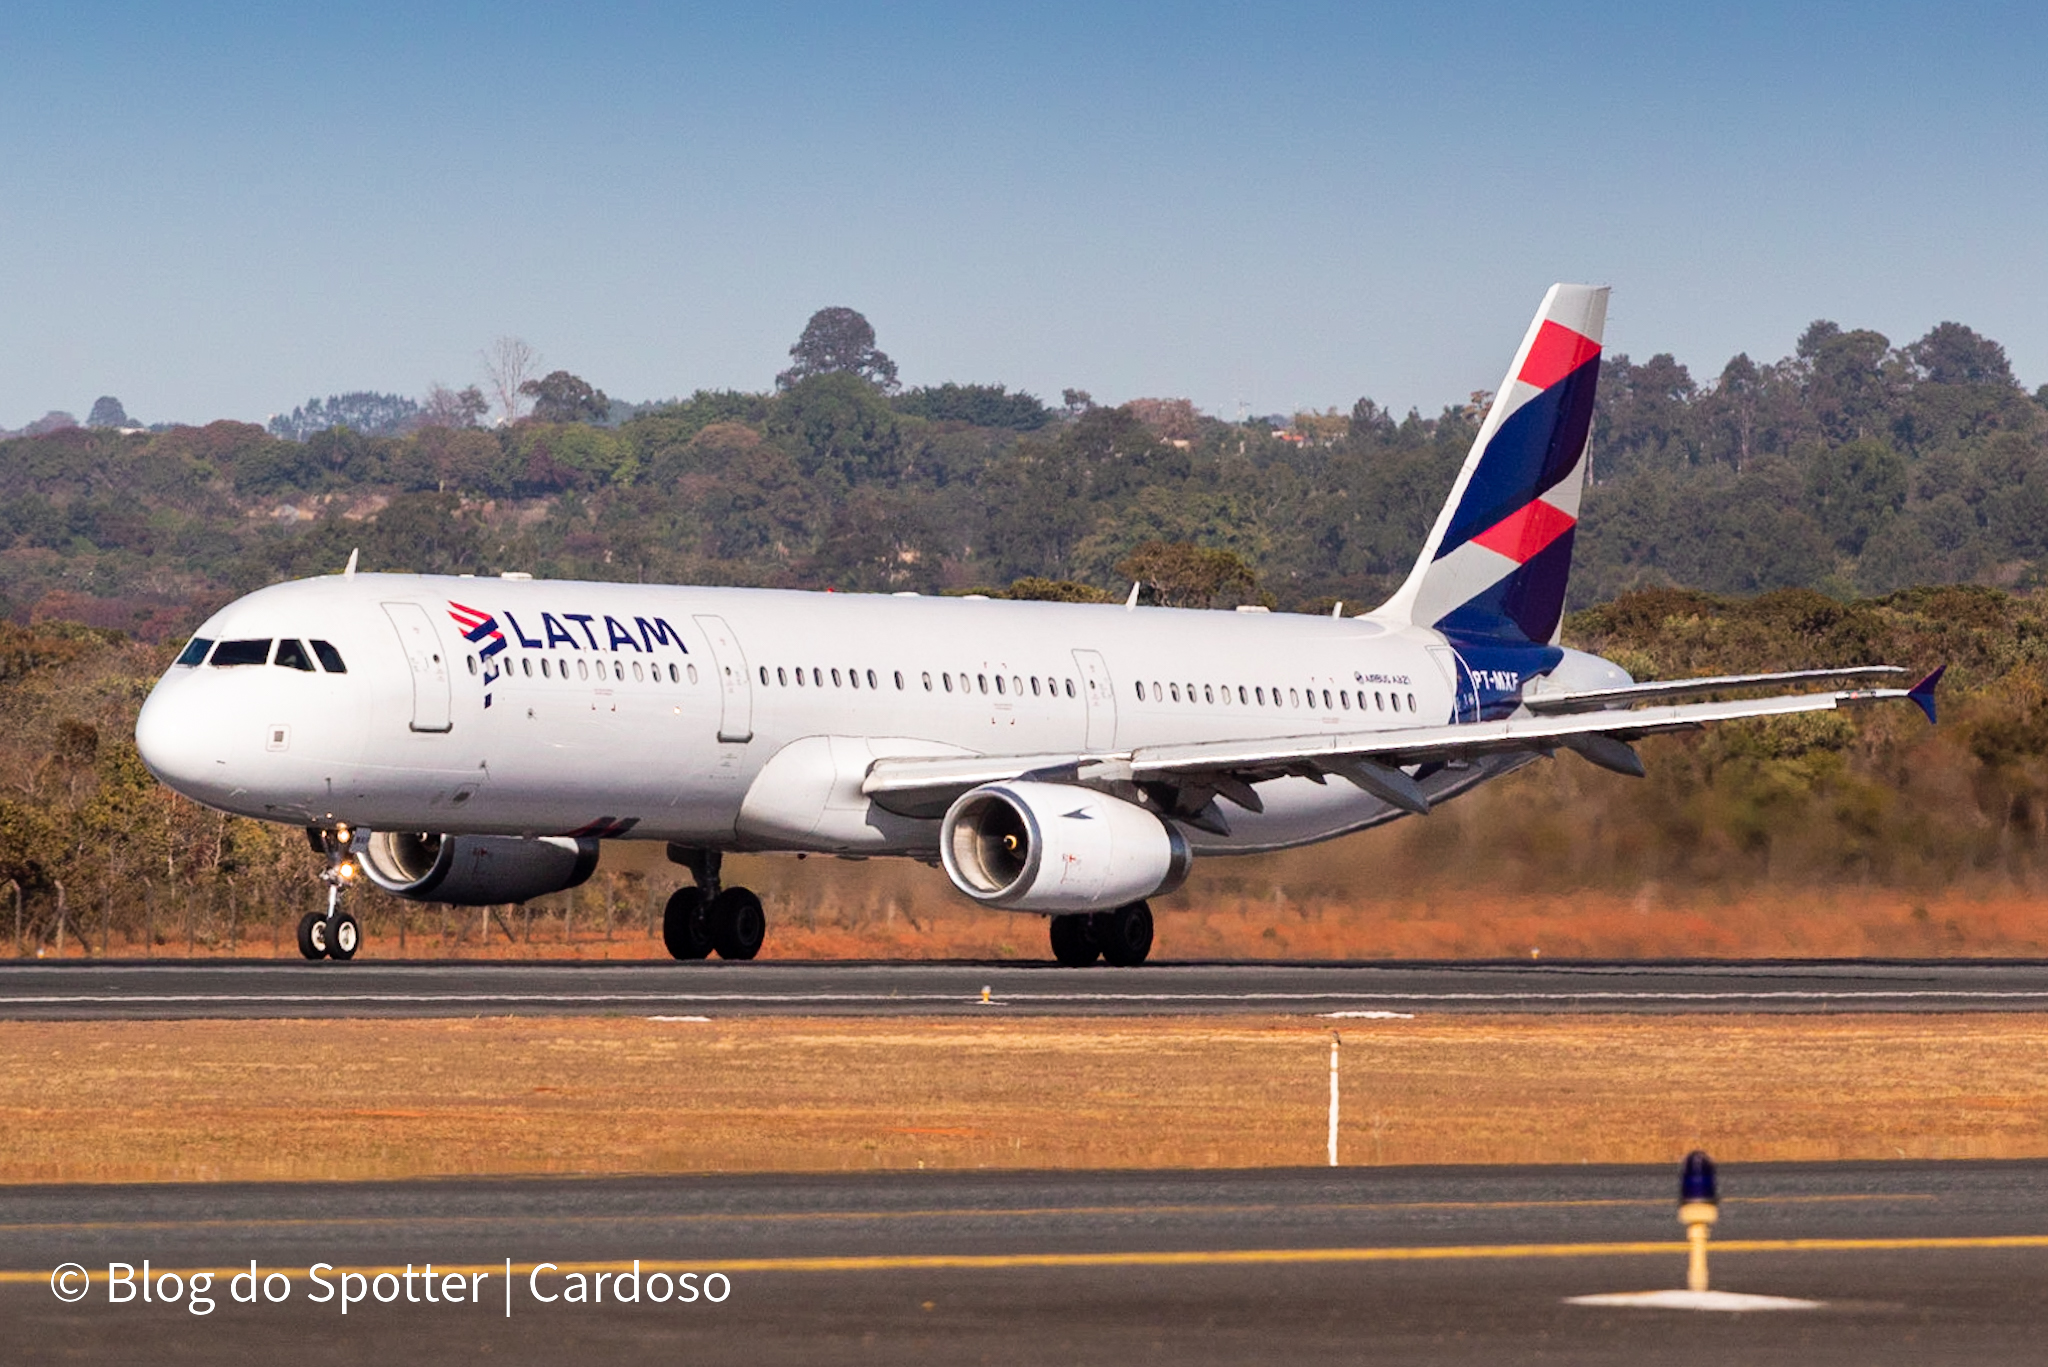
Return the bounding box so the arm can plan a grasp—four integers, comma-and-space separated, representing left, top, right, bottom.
6, 958, 2048, 1019
6, 1162, 2047, 1364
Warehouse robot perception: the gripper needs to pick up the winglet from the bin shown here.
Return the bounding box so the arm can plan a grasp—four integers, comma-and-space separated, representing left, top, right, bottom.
1908, 665, 1945, 724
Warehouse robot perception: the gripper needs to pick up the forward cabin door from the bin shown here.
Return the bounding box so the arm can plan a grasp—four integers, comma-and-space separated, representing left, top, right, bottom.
693, 614, 754, 743
1071, 648, 1117, 749
383, 602, 453, 733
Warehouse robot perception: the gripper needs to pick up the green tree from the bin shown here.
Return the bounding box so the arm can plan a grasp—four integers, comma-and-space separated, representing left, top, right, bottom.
776, 307, 898, 392
1807, 439, 1907, 556
518, 371, 611, 424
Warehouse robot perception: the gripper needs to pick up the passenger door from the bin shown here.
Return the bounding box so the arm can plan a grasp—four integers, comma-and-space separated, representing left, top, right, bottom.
1427, 645, 1480, 725
693, 614, 754, 743
383, 602, 453, 733
1071, 648, 1117, 750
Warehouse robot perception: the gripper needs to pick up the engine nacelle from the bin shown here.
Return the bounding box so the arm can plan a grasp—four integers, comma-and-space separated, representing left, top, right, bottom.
355, 831, 599, 906
940, 781, 1191, 913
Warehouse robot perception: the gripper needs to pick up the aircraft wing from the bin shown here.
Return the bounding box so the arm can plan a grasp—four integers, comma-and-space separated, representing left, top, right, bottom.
861, 669, 1944, 823
1519, 665, 1904, 714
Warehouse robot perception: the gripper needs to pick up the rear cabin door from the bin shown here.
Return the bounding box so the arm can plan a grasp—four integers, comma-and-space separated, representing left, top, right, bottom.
1071, 648, 1118, 750
1426, 645, 1481, 725
693, 614, 754, 743
383, 601, 453, 733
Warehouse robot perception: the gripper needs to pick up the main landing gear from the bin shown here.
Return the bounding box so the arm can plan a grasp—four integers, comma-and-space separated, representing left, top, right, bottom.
662, 847, 765, 961
298, 826, 361, 961
1049, 901, 1154, 967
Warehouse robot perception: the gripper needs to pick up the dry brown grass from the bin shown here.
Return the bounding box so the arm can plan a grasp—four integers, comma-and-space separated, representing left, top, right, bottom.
5, 1014, 2048, 1183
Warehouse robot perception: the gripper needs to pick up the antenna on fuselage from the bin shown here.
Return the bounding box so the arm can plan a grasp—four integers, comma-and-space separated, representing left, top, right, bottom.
1125, 581, 1141, 610
1331, 601, 1344, 618
343, 548, 358, 578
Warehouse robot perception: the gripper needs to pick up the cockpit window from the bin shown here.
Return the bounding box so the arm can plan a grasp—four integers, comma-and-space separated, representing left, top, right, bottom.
210, 639, 272, 667
274, 639, 315, 672
310, 640, 347, 673
175, 637, 213, 667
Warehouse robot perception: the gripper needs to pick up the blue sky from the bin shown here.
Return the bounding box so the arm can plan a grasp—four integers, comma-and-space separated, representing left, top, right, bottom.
3, 2, 2044, 428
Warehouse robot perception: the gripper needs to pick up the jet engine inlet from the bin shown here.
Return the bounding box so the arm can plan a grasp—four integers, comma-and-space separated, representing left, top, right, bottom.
940, 781, 1190, 913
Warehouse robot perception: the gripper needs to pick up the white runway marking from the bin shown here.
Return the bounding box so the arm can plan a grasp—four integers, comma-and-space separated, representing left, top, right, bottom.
7, 989, 2048, 1006
1566, 1289, 1824, 1311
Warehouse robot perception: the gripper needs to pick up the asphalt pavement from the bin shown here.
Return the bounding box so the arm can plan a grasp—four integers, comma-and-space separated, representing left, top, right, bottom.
5, 1162, 2047, 1364
7, 957, 2048, 1019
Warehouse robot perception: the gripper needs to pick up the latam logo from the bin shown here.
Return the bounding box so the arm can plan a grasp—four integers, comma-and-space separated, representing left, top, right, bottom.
447, 601, 508, 708
446, 601, 693, 710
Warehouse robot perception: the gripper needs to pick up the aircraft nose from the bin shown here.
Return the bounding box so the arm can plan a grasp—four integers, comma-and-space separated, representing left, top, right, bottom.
134, 679, 222, 796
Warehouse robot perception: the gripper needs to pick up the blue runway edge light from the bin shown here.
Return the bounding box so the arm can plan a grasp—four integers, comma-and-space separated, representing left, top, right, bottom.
1680, 1150, 1718, 1206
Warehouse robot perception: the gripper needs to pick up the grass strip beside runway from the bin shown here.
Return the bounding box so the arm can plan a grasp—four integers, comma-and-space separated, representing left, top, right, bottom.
6, 1013, 2048, 1182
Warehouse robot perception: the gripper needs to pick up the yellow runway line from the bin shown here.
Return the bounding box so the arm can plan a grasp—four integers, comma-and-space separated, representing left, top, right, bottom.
6, 1233, 2048, 1285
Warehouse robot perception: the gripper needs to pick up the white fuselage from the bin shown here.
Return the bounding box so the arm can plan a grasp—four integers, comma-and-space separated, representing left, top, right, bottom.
135, 573, 1555, 868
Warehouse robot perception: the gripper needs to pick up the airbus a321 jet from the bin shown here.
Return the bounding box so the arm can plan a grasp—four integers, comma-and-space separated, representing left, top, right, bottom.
134, 285, 1940, 965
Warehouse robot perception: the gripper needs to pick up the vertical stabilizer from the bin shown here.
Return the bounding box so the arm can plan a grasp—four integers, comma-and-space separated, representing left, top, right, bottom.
1374, 284, 1608, 645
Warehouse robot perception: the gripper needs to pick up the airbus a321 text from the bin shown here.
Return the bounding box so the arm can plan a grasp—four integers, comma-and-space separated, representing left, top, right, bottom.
134, 286, 1941, 965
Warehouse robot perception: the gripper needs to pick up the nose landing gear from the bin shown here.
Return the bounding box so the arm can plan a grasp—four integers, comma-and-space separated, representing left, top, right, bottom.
662, 846, 765, 961
298, 825, 362, 961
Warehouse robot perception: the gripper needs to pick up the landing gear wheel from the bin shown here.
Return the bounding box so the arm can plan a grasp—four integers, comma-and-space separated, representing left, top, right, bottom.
662, 887, 715, 960
1096, 901, 1154, 967
1049, 914, 1099, 967
327, 911, 360, 961
296, 911, 329, 960
708, 887, 766, 961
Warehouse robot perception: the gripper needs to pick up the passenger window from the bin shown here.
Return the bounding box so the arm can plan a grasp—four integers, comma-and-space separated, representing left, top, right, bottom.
893, 670, 904, 690
577, 659, 589, 681
175, 637, 214, 667
1064, 680, 1075, 697
776, 667, 786, 686
1289, 689, 1300, 707
943, 674, 953, 693
868, 670, 879, 689
812, 667, 823, 687
1134, 682, 1144, 701
1151, 682, 1162, 702
832, 668, 843, 687
634, 662, 645, 682
1237, 686, 1247, 704
521, 658, 531, 678
995, 676, 1006, 696
464, 654, 477, 676
210, 639, 271, 667
759, 666, 769, 685
686, 664, 697, 683
275, 639, 316, 672
614, 661, 624, 681
1255, 687, 1266, 705
847, 668, 859, 690
557, 658, 567, 677
796, 668, 806, 687
1031, 677, 1042, 696
1323, 689, 1333, 710
310, 640, 346, 673
921, 672, 931, 691
542, 658, 552, 678
1169, 683, 1180, 703
1204, 685, 1214, 704
1407, 692, 1417, 711
977, 674, 988, 694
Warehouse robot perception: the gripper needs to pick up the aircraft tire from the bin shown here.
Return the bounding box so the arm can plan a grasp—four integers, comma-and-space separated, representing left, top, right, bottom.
1096, 901, 1154, 967
709, 887, 766, 961
1049, 914, 1099, 967
328, 911, 360, 961
296, 911, 329, 960
662, 887, 715, 960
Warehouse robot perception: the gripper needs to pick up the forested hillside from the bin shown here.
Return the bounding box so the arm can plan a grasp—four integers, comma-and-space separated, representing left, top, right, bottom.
6, 307, 2048, 956
1, 311, 2041, 641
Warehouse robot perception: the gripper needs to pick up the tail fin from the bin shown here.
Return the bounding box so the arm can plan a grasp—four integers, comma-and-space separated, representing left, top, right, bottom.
1375, 283, 1608, 645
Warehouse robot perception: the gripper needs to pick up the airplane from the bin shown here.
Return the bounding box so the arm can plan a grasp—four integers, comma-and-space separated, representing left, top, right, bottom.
132, 284, 1941, 966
